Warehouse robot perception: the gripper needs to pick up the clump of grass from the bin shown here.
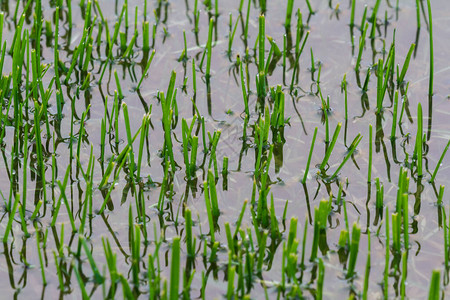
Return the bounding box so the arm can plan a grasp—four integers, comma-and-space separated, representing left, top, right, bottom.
204, 170, 220, 242
375, 49, 395, 115
310, 199, 331, 262
181, 117, 199, 180
269, 85, 288, 130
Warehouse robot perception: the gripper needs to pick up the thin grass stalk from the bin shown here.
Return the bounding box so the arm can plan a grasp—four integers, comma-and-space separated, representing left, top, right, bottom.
368, 125, 373, 182
286, 217, 297, 255
415, 0, 421, 28
73, 263, 90, 300
33, 101, 47, 204
257, 15, 266, 97
350, 0, 356, 26
3, 193, 20, 243
392, 212, 401, 252
256, 230, 268, 273
305, 0, 313, 14
160, 83, 177, 171
426, 0, 433, 97
57, 180, 77, 232
290, 31, 310, 91
444, 202, 449, 273
227, 265, 236, 299
167, 235, 181, 299
431, 140, 450, 183
31, 201, 43, 221
122, 103, 136, 187
204, 179, 216, 243
192, 58, 197, 95
53, 251, 64, 291
233, 200, 247, 238
285, 0, 294, 28
208, 170, 220, 217
428, 270, 440, 300
181, 119, 191, 178
206, 18, 214, 79
309, 48, 316, 78
317, 258, 324, 300
363, 230, 371, 300
384, 206, 390, 299
143, 21, 150, 50
114, 70, 124, 99
80, 235, 104, 284
239, 59, 249, 117
341, 74, 348, 120
22, 123, 28, 212
0, 13, 3, 44
225, 225, 235, 261
331, 134, 362, 178
346, 222, 361, 278
19, 201, 29, 237
310, 207, 319, 262
402, 193, 409, 249
416, 103, 423, 177
376, 58, 384, 114
320, 122, 342, 170
244, 0, 251, 40
137, 113, 151, 180
355, 23, 368, 73
35, 226, 47, 286
269, 194, 280, 239
118, 274, 134, 299
222, 156, 228, 176
391, 91, 399, 139
123, 31, 138, 58
398, 44, 415, 86
227, 14, 240, 55
137, 52, 156, 90
370, 0, 381, 39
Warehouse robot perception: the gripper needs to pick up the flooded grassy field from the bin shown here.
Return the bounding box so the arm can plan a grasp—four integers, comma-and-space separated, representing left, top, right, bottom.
1, 0, 450, 299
